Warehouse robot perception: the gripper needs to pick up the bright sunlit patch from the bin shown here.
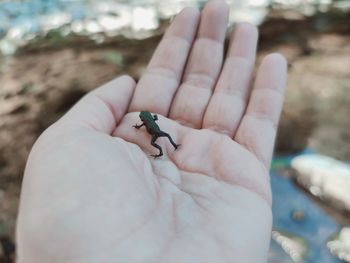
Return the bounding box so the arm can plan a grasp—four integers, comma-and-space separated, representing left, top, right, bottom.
0, 0, 348, 54
247, 0, 270, 8
131, 7, 158, 31
39, 13, 71, 32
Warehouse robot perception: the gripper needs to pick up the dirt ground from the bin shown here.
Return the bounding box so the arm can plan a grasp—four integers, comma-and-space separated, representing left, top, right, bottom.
0, 11, 350, 261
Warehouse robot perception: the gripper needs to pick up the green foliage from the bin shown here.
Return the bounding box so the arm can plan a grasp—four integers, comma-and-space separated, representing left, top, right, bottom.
103, 51, 124, 67
271, 157, 290, 171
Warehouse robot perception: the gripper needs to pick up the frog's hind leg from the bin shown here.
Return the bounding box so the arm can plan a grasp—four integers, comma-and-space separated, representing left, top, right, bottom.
150, 135, 163, 158
159, 131, 180, 150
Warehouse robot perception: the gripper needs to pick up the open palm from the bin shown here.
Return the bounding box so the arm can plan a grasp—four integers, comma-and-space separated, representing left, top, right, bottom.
17, 1, 287, 262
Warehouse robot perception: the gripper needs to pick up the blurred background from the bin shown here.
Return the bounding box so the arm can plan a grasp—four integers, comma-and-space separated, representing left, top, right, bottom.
0, 0, 349, 262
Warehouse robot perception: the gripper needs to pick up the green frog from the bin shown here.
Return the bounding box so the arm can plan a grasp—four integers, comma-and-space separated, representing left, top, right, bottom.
133, 111, 180, 158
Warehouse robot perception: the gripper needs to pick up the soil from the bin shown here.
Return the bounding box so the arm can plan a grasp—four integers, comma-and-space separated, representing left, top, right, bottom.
0, 11, 349, 261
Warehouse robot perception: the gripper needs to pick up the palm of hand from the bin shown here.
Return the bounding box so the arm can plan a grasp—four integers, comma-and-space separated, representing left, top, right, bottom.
17, 1, 287, 262
111, 117, 272, 262
20, 121, 270, 262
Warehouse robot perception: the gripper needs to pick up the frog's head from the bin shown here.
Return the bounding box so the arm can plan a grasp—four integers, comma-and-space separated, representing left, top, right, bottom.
139, 111, 150, 121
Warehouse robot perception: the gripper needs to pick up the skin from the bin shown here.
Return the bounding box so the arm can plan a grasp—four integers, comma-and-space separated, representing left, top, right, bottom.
16, 1, 287, 263
133, 111, 180, 158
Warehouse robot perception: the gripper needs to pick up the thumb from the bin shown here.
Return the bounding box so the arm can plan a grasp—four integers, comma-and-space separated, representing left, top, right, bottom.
59, 75, 135, 134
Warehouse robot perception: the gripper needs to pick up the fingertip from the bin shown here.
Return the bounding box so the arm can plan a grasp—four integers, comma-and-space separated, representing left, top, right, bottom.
228, 22, 259, 59
259, 53, 288, 82
234, 22, 258, 39
92, 75, 136, 98
180, 6, 200, 18
165, 5, 200, 41
205, 0, 229, 11
262, 53, 288, 71
203, 0, 229, 22
198, 0, 229, 41
169, 6, 200, 25
61, 75, 136, 133
119, 74, 136, 86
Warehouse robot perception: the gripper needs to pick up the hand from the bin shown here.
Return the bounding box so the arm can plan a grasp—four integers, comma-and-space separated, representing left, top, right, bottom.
16, 0, 287, 262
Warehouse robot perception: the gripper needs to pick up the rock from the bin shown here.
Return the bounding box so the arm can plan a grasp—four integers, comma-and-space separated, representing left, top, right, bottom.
271, 171, 339, 262
291, 154, 350, 212
271, 230, 308, 263
327, 226, 350, 262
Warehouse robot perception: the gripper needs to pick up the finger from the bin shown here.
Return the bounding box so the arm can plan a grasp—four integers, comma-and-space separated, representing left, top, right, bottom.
129, 7, 200, 115
59, 75, 135, 134
203, 23, 258, 136
169, 0, 229, 128
234, 53, 287, 169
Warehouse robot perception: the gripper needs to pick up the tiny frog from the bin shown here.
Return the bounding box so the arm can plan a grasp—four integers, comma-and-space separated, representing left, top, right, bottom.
133, 111, 180, 158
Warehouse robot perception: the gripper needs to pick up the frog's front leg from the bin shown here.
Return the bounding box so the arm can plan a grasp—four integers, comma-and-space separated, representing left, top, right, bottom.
133, 122, 145, 129
153, 114, 158, 121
